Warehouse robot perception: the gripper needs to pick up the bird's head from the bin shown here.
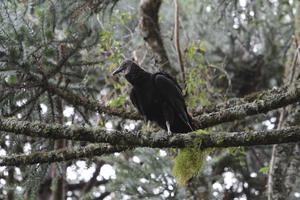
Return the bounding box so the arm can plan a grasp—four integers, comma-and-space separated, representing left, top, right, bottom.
112, 60, 148, 85
112, 60, 141, 76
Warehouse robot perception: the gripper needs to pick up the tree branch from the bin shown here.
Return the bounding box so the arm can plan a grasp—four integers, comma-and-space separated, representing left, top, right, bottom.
45, 83, 141, 120
0, 144, 128, 166
68, 179, 109, 191
2, 118, 300, 155
82, 160, 105, 194
45, 79, 300, 130
194, 83, 300, 129
3, 89, 46, 117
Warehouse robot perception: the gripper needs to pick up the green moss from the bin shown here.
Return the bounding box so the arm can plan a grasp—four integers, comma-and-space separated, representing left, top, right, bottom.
172, 130, 211, 186
108, 95, 127, 108
195, 129, 208, 135
172, 147, 210, 186
228, 147, 244, 156
213, 134, 225, 145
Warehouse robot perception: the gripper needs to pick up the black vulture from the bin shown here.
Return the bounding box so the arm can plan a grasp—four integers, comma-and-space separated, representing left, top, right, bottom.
112, 60, 194, 134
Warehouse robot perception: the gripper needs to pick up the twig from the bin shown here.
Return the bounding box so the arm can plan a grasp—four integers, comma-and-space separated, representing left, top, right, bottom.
3, 89, 46, 117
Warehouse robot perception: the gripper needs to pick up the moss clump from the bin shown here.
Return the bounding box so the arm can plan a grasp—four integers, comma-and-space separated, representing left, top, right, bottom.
172, 147, 210, 186
195, 129, 209, 135
172, 130, 211, 186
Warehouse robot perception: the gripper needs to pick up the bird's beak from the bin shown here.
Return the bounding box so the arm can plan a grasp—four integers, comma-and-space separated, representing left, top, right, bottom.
112, 64, 126, 75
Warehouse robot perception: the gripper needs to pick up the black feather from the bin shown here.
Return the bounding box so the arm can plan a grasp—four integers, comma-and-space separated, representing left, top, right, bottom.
113, 60, 194, 133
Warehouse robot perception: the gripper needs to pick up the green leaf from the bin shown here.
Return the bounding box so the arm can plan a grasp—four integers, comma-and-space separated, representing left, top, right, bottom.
259, 167, 269, 173
109, 95, 127, 108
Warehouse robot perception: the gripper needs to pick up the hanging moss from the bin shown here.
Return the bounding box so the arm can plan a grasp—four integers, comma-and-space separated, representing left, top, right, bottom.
172, 130, 212, 186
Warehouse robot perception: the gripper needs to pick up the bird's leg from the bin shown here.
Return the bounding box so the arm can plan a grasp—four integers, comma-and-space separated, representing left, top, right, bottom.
143, 116, 148, 123
144, 116, 151, 130
142, 116, 153, 133
166, 121, 172, 136
162, 103, 174, 136
147, 120, 151, 131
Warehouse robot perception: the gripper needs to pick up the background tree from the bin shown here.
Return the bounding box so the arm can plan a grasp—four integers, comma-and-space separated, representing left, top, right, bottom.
0, 0, 298, 200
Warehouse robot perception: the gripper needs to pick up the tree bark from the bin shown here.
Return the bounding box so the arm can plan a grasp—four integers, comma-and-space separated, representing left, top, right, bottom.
3, 118, 300, 167
51, 98, 66, 200
0, 144, 127, 166
139, 0, 176, 74
268, 2, 300, 199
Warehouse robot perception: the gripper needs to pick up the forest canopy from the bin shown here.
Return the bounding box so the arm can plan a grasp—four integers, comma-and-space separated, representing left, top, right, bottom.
0, 0, 299, 200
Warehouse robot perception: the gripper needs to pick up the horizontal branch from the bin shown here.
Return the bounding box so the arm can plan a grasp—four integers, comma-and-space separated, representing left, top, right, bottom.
46, 79, 300, 129
1, 118, 300, 151
194, 84, 300, 128
0, 144, 128, 166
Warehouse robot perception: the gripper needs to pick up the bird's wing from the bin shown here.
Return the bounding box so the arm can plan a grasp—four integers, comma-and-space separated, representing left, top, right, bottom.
153, 73, 193, 130
130, 88, 145, 117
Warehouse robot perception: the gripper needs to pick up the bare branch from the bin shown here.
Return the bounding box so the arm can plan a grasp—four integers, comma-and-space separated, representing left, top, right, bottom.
3, 89, 46, 117
82, 161, 105, 194
68, 180, 109, 191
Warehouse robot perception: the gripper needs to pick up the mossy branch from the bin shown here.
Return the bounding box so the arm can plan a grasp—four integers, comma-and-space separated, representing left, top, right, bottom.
194, 83, 300, 128
46, 80, 300, 129
1, 118, 300, 151
0, 144, 128, 166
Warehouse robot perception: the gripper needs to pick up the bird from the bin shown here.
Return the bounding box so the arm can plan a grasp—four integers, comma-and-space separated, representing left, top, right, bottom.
112, 60, 194, 134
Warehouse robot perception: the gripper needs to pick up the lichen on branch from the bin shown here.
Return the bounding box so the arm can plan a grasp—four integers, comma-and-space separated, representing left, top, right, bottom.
0, 144, 128, 166
1, 118, 300, 151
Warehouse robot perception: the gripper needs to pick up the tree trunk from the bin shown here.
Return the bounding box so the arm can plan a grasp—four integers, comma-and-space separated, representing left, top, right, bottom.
267, 2, 300, 199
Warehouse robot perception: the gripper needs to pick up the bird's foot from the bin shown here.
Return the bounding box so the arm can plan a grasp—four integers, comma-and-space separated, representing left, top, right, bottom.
166, 121, 172, 136
142, 121, 156, 133
143, 116, 148, 123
